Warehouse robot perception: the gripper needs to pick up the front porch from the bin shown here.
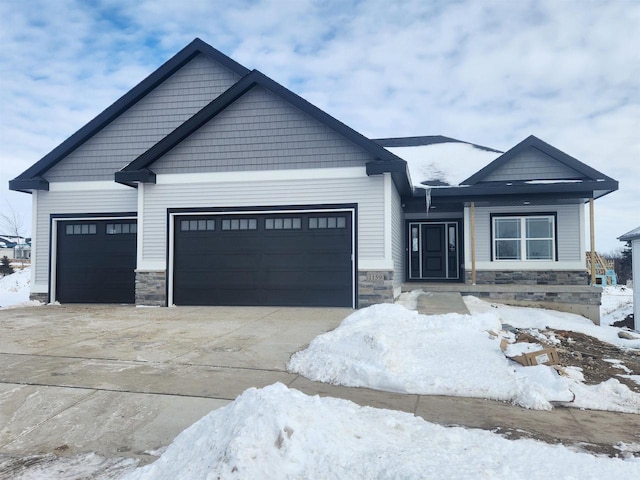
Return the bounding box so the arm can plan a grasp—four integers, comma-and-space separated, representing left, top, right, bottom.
401, 282, 602, 324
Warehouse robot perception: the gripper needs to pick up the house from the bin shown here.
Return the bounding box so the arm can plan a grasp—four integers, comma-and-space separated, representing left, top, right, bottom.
0, 235, 31, 260
9, 39, 617, 320
618, 227, 639, 331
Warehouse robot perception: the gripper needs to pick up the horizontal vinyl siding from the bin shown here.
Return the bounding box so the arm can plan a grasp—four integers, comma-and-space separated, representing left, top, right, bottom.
152, 86, 375, 173
142, 175, 384, 263
44, 55, 240, 182
34, 189, 137, 285
391, 184, 405, 290
474, 204, 582, 263
483, 149, 585, 182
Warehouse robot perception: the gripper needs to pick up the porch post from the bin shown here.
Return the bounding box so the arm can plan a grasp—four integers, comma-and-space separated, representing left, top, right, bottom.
470, 202, 476, 285
589, 196, 596, 285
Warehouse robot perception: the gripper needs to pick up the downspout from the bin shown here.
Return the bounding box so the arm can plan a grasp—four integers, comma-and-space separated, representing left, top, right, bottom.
470, 202, 476, 285
589, 197, 596, 285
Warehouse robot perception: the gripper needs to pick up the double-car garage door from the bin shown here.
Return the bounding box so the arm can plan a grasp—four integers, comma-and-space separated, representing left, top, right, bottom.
55, 211, 354, 307
172, 211, 354, 307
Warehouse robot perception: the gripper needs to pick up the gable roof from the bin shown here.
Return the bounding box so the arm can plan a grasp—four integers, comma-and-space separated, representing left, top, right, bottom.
400, 135, 618, 204
9, 38, 250, 192
375, 137, 503, 188
462, 135, 615, 185
115, 69, 411, 193
618, 226, 640, 242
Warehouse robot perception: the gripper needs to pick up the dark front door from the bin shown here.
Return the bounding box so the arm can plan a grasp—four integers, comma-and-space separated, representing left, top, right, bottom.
409, 221, 460, 280
423, 224, 446, 278
56, 219, 137, 303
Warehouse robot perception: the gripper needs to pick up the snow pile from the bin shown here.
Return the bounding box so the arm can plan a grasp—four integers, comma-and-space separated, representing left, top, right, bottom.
386, 142, 501, 187
464, 296, 640, 350
0, 267, 39, 309
123, 383, 639, 480
288, 303, 640, 412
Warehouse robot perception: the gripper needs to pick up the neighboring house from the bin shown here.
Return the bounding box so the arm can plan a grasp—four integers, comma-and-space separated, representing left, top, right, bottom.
618, 227, 639, 331
0, 235, 31, 260
9, 39, 617, 320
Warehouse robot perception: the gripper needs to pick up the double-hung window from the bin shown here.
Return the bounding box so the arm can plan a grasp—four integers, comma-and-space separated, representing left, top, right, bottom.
493, 215, 555, 261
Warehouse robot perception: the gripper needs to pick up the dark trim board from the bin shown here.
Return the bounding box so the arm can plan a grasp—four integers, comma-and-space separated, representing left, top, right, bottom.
167, 204, 358, 308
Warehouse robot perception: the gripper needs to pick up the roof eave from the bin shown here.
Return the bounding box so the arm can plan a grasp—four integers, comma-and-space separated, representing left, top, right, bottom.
8, 176, 49, 192
114, 169, 156, 185
421, 180, 618, 199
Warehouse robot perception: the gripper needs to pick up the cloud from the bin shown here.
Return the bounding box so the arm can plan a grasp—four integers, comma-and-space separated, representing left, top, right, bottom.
0, 0, 638, 251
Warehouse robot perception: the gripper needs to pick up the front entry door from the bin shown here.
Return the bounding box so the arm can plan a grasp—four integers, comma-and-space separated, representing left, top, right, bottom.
409, 222, 460, 280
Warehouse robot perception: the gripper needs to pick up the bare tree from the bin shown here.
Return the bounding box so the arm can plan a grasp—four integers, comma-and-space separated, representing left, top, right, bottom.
0, 201, 27, 267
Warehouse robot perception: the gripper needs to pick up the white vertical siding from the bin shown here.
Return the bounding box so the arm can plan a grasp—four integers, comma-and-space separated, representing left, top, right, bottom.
33, 188, 137, 287
141, 174, 385, 266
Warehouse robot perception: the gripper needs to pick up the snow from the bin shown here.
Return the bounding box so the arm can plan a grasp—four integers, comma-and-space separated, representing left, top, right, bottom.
3, 281, 639, 477
288, 301, 640, 413
121, 383, 639, 480
0, 267, 40, 309
385, 142, 501, 187
600, 285, 634, 326
465, 294, 640, 350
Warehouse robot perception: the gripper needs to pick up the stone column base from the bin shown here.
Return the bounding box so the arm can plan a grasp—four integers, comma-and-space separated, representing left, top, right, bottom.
135, 270, 166, 306
29, 293, 49, 304
358, 270, 395, 308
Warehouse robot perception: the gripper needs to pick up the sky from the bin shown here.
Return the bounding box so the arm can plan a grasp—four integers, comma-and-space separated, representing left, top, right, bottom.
0, 0, 638, 253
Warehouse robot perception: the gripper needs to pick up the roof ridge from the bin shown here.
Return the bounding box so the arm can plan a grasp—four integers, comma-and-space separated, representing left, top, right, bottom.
374, 135, 502, 153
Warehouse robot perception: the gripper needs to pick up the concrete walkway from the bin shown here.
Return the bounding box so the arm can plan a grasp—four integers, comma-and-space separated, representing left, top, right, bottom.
0, 303, 638, 470
416, 291, 470, 315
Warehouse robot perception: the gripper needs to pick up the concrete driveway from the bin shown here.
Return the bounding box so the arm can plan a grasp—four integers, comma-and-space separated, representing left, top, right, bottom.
0, 304, 350, 466
1, 303, 639, 472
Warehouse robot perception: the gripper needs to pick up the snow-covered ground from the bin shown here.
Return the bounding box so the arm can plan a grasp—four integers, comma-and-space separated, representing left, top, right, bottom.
288, 297, 640, 413
1, 272, 638, 478
120, 383, 639, 480
0, 267, 39, 309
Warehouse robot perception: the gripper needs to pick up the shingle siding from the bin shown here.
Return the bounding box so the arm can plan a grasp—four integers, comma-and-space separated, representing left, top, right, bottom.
482, 148, 585, 182
141, 175, 384, 263
151, 86, 374, 173
44, 54, 240, 182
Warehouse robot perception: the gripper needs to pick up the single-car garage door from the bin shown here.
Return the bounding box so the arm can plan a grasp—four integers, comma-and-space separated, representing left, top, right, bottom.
56, 219, 137, 303
173, 211, 353, 307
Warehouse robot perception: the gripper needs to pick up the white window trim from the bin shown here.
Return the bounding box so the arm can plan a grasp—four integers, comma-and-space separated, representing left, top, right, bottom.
492, 215, 556, 262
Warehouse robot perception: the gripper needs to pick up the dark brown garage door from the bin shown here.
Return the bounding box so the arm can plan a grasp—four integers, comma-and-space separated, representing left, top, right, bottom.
56, 219, 137, 303
173, 211, 353, 307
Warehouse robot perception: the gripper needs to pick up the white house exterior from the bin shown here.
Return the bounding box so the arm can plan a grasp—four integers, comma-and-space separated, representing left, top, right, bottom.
10, 39, 618, 316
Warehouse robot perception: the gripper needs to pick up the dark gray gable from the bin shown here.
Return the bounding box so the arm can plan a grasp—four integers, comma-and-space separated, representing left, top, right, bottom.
116, 69, 412, 194
9, 38, 249, 192
463, 135, 615, 185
